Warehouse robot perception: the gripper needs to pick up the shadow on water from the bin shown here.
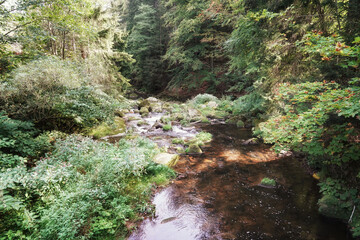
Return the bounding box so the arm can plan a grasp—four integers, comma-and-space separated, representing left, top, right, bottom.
129, 123, 352, 240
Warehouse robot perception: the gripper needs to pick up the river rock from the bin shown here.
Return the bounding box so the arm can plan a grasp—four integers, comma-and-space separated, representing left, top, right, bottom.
188, 108, 202, 120
140, 107, 149, 116
114, 109, 125, 117
176, 147, 186, 154
318, 195, 350, 220
151, 103, 163, 113
128, 93, 138, 99
225, 117, 238, 124
89, 117, 126, 139
188, 144, 202, 154
147, 97, 159, 102
236, 120, 245, 128
154, 153, 179, 167
139, 99, 150, 108
242, 138, 259, 145
153, 121, 164, 129
279, 150, 293, 157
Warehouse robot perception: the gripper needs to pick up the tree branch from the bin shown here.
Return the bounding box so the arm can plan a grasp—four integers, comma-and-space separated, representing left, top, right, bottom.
2, 20, 37, 38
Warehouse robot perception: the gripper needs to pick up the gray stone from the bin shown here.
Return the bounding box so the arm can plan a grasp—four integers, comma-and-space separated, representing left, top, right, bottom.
146, 97, 159, 102
153, 153, 179, 167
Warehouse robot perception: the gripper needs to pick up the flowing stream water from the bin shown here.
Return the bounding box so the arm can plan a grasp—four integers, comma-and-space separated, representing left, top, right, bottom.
116, 111, 352, 240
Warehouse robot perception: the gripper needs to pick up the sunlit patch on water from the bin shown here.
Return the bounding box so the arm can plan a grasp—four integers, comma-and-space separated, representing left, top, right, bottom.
218, 149, 277, 164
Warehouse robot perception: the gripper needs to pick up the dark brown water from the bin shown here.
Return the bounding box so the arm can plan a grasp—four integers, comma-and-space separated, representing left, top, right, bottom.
129, 123, 352, 240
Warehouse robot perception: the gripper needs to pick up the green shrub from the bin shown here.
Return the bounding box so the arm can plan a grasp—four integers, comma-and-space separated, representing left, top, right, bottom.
232, 92, 265, 118
189, 94, 219, 105
0, 135, 175, 239
53, 86, 119, 129
0, 56, 119, 130
0, 112, 51, 168
318, 178, 360, 236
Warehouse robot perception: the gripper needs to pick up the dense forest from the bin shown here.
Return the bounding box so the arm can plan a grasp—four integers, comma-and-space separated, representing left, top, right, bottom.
1, 0, 359, 239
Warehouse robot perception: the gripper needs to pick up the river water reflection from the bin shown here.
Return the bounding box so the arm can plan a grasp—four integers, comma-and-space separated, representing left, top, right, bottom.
129, 123, 351, 240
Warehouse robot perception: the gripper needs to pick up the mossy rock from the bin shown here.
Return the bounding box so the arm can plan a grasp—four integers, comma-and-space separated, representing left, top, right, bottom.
154, 153, 179, 167
188, 144, 202, 154
173, 113, 185, 121
122, 109, 130, 114
176, 147, 186, 154
225, 117, 239, 125
252, 119, 263, 132
163, 124, 172, 131
260, 177, 276, 187
151, 103, 163, 113
139, 99, 150, 108
137, 121, 149, 126
114, 109, 125, 117
160, 116, 171, 124
128, 93, 138, 99
201, 118, 211, 123
172, 138, 184, 144
318, 195, 351, 220
89, 117, 126, 139
236, 120, 245, 128
188, 108, 202, 119
127, 116, 141, 121
140, 107, 149, 116
162, 102, 173, 112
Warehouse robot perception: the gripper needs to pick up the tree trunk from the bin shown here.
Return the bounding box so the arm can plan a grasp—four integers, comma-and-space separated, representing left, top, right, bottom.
62, 31, 66, 59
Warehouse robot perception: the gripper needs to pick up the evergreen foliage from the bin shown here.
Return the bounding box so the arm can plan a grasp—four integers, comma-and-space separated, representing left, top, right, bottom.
127, 3, 167, 92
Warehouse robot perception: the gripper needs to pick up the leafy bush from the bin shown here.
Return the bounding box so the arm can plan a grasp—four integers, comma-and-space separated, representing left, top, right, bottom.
260, 81, 360, 164
318, 178, 360, 236
0, 135, 174, 239
53, 86, 119, 129
0, 111, 51, 168
189, 94, 219, 106
259, 81, 360, 236
232, 92, 266, 118
0, 56, 120, 130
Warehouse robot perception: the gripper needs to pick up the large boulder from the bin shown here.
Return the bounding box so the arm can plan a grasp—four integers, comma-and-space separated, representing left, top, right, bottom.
140, 107, 149, 116
150, 103, 162, 113
154, 153, 179, 167
139, 99, 150, 108
139, 97, 162, 112
90, 117, 126, 139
